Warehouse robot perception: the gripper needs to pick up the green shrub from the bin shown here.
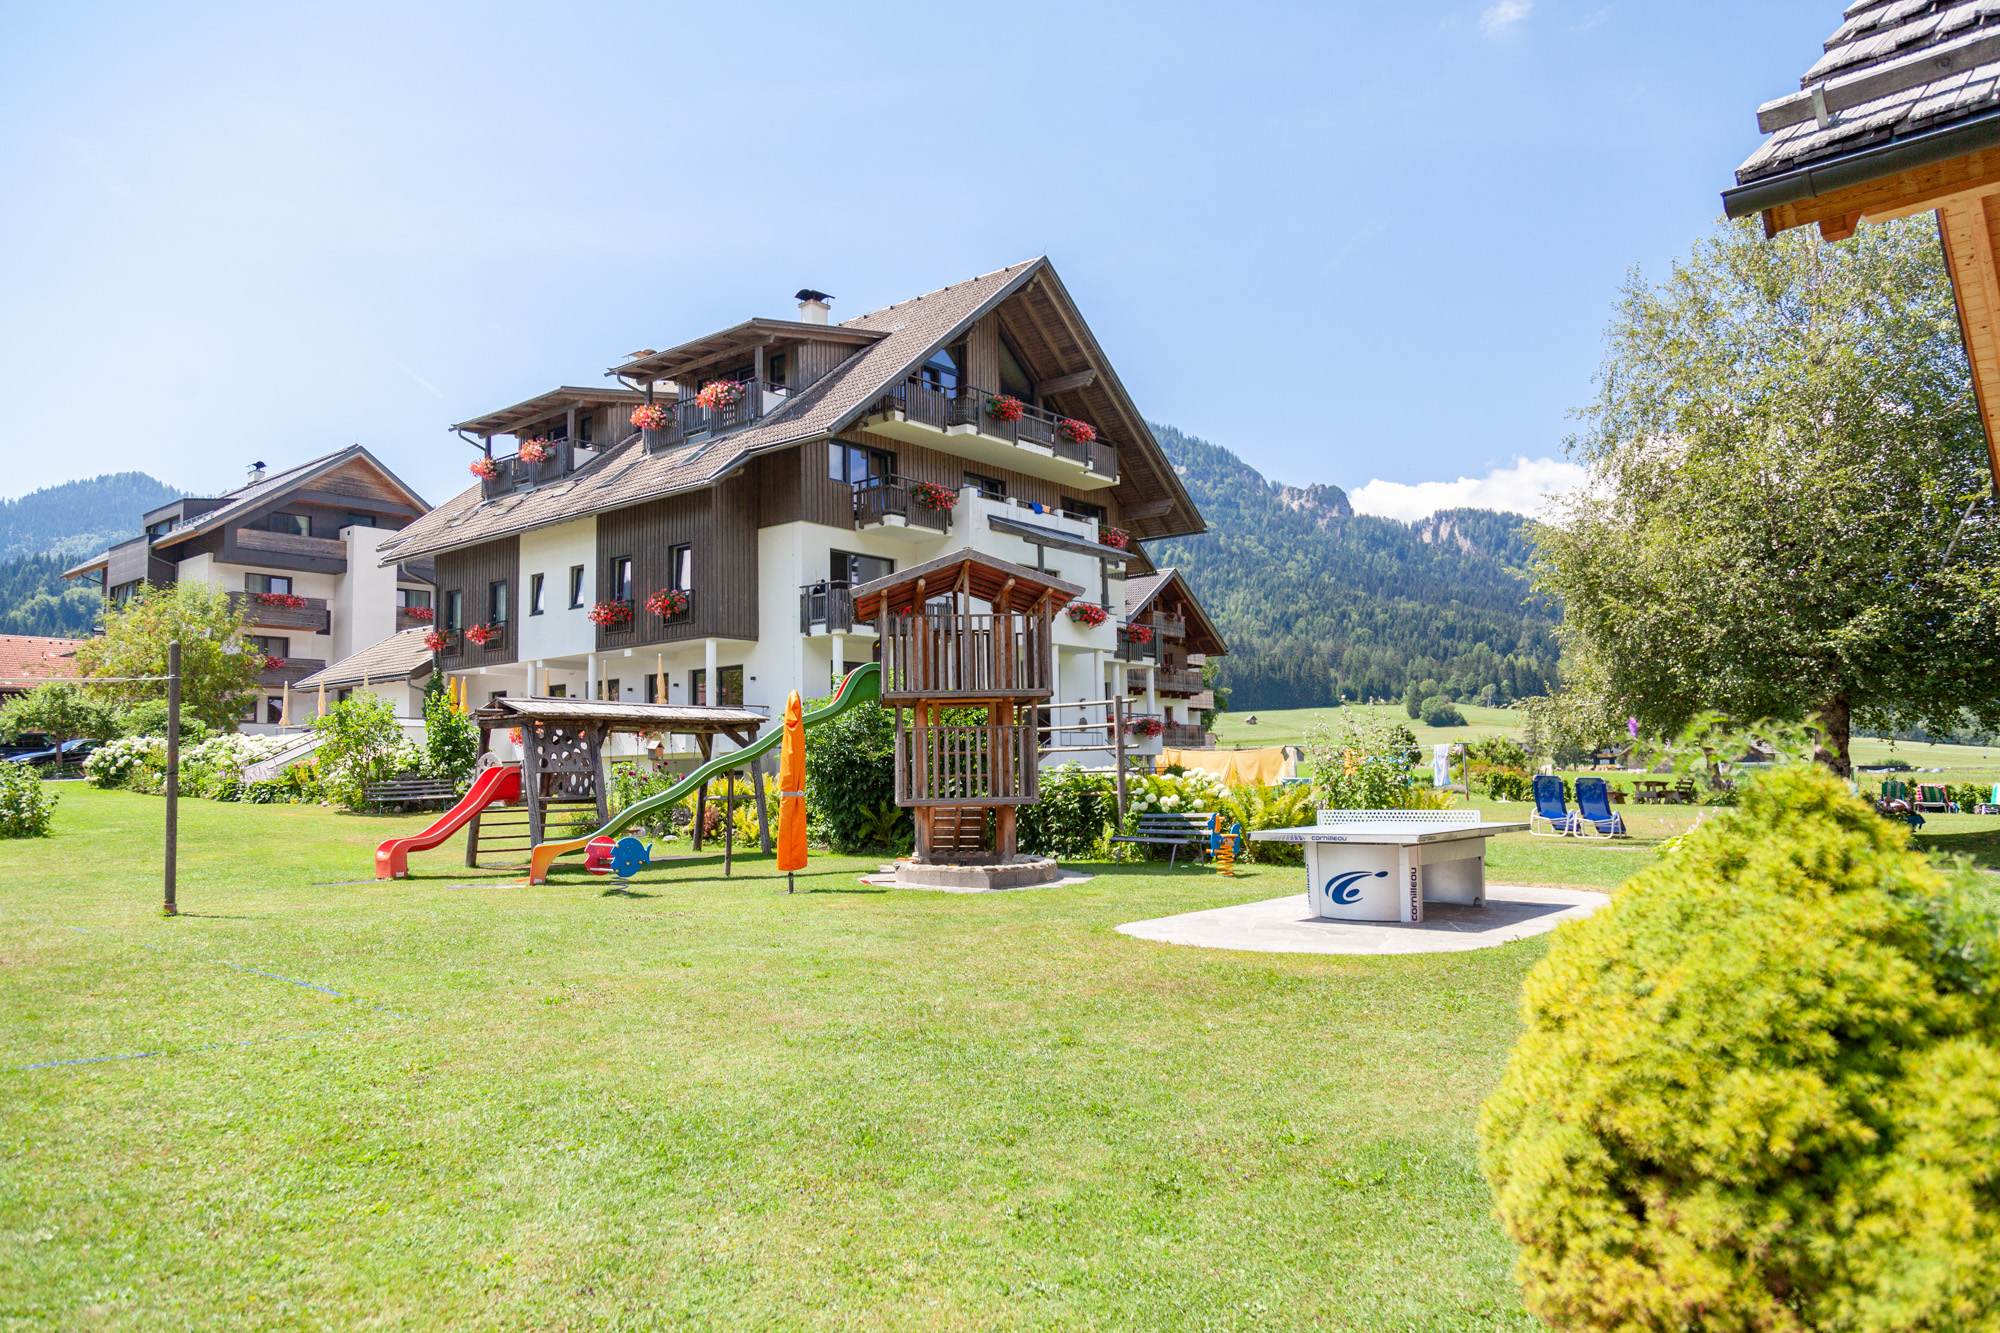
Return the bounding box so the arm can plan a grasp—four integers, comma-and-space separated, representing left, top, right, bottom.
422, 674, 479, 787
1479, 766, 2000, 1331
1305, 711, 1419, 810
1419, 695, 1466, 728
311, 692, 419, 810
114, 700, 212, 744
1214, 781, 1314, 864
0, 762, 58, 837
804, 698, 906, 853
1019, 764, 1116, 858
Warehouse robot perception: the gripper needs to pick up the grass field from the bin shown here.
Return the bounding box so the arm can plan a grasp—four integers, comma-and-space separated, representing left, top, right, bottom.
1, 785, 1588, 1332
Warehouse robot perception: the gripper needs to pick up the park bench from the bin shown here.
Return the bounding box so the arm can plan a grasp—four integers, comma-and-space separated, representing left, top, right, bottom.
364, 776, 461, 812
1111, 813, 1222, 870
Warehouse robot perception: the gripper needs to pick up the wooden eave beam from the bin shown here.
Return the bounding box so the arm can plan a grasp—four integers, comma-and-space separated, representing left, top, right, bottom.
1761, 144, 2000, 237
1937, 197, 2000, 491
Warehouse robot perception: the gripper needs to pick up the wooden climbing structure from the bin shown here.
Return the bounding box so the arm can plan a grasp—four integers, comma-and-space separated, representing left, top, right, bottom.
852, 550, 1084, 864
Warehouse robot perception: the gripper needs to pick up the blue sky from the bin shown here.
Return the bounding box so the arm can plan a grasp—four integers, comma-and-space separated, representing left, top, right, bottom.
0, 1, 1828, 518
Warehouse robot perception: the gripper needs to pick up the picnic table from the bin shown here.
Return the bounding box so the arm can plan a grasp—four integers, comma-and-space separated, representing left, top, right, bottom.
1249, 810, 1528, 923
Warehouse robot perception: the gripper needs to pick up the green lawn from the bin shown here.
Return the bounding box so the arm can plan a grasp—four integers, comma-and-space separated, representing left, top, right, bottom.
1211, 703, 1523, 751
1, 785, 1570, 1331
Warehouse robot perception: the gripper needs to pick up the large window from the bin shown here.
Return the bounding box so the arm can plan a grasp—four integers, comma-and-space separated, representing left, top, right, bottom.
264, 513, 311, 537
244, 573, 293, 596
828, 442, 894, 485
687, 668, 741, 706
397, 587, 431, 609
668, 544, 692, 592
443, 590, 463, 631
920, 343, 963, 393
1062, 496, 1107, 523
529, 573, 545, 616
568, 564, 586, 608
830, 550, 894, 587
609, 557, 633, 604
967, 472, 1007, 500
344, 512, 376, 528
488, 579, 509, 625
247, 635, 290, 659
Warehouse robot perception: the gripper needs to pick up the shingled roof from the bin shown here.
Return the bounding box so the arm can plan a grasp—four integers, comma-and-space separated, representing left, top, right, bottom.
379, 259, 1204, 564
1728, 2, 2000, 212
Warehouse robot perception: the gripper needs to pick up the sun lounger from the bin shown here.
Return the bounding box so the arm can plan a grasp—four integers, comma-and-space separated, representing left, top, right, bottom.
1529, 774, 1581, 837
1573, 777, 1628, 838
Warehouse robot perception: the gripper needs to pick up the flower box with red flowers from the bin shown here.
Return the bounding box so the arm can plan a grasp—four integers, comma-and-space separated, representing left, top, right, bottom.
588, 600, 633, 628
908, 481, 958, 512
469, 456, 501, 480
1066, 602, 1109, 628
630, 402, 671, 431
463, 622, 502, 647
403, 605, 434, 621
696, 380, 744, 411
258, 656, 288, 672
517, 438, 553, 464
422, 629, 453, 654
1098, 525, 1131, 551
251, 591, 309, 609
1127, 716, 1165, 739
646, 588, 690, 618
1122, 624, 1155, 645
984, 394, 1025, 423
1058, 418, 1097, 446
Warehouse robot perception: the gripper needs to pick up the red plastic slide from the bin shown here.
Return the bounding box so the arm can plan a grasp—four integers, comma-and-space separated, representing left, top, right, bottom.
374, 764, 522, 880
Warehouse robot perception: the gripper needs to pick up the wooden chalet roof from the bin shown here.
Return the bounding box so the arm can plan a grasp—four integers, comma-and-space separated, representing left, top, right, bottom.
1123, 567, 1228, 657
608, 318, 886, 385
378, 260, 1206, 565
851, 548, 1084, 621
1729, 2, 2000, 210
450, 386, 647, 439
293, 628, 434, 690
470, 696, 767, 735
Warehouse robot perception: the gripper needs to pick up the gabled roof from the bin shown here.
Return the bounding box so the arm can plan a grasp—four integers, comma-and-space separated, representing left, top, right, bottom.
851, 548, 1083, 621
1728, 2, 2000, 211
608, 318, 886, 385
1122, 566, 1228, 657
451, 386, 647, 439
294, 627, 435, 690
379, 260, 1206, 564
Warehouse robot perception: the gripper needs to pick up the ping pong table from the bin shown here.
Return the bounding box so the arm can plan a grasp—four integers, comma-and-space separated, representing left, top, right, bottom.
1249, 810, 1529, 923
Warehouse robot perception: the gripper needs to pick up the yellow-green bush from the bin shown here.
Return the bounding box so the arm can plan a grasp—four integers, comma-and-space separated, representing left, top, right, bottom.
1479, 766, 2000, 1331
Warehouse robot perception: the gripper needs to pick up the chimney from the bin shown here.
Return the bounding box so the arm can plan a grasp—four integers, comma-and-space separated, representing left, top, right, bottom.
795, 288, 833, 325
247, 461, 267, 485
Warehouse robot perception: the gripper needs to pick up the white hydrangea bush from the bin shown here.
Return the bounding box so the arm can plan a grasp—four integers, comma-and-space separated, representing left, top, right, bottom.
1123, 771, 1227, 829
85, 736, 163, 789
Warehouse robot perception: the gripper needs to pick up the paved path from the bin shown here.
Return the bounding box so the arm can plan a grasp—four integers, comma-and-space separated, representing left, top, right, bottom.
1115, 885, 1608, 956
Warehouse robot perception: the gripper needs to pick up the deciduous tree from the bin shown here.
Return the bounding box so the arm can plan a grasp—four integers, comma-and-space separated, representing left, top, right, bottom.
73, 583, 259, 732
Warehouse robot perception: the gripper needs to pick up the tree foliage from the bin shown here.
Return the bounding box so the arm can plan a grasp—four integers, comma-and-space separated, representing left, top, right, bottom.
802, 698, 906, 853
0, 554, 106, 636
421, 673, 478, 787
73, 583, 259, 732
0, 682, 120, 752
1534, 216, 2000, 773
1480, 765, 2000, 1330
0, 471, 179, 561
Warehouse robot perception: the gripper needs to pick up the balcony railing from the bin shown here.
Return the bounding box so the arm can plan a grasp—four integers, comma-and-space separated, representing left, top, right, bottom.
854, 475, 951, 534
645, 589, 695, 633
1162, 723, 1212, 749
870, 380, 1119, 482
1116, 630, 1160, 664
800, 581, 856, 633
463, 622, 511, 654
1156, 669, 1205, 696
895, 722, 1039, 806
1151, 613, 1186, 638
230, 592, 330, 633
479, 439, 576, 498
259, 658, 326, 688
642, 379, 789, 453
879, 611, 1054, 699
396, 607, 435, 632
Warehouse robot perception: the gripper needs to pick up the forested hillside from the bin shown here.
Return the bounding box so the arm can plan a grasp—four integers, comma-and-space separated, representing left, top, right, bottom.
1147, 424, 1560, 710
0, 472, 180, 561
0, 553, 103, 636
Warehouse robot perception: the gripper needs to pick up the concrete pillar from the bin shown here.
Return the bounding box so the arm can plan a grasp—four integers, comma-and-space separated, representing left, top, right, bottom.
1145, 664, 1157, 719
831, 633, 845, 691
705, 637, 719, 708
586, 652, 598, 701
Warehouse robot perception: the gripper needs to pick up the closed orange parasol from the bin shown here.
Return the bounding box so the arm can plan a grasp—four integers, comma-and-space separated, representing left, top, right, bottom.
777, 689, 807, 889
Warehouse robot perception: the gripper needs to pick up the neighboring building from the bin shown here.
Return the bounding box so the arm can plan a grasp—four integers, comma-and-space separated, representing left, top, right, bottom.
379, 260, 1226, 763
65, 448, 434, 729
1120, 569, 1228, 751
0, 635, 81, 701
293, 627, 436, 720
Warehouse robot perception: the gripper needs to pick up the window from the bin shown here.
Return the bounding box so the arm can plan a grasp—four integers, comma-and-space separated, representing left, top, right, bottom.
830, 550, 894, 587
397, 588, 432, 609
265, 696, 285, 724
998, 336, 1034, 400
444, 590, 463, 631
265, 513, 311, 537
718, 665, 744, 707
609, 557, 633, 604
645, 674, 659, 703
920, 343, 963, 393
344, 512, 376, 528
245, 574, 293, 596
529, 573, 545, 616
668, 544, 692, 592
247, 635, 291, 658
147, 519, 175, 539
111, 581, 141, 606
568, 565, 586, 608
1062, 496, 1107, 523
828, 442, 894, 485
547, 683, 566, 698
488, 580, 509, 626
577, 414, 594, 444
601, 677, 621, 702
766, 352, 787, 388
690, 668, 706, 706
967, 473, 1007, 500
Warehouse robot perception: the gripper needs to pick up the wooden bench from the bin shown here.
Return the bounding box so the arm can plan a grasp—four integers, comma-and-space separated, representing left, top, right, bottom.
1111, 813, 1220, 870
364, 776, 461, 812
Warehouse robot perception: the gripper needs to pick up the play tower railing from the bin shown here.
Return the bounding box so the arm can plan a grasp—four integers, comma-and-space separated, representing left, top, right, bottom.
895, 721, 1039, 807
877, 610, 1055, 700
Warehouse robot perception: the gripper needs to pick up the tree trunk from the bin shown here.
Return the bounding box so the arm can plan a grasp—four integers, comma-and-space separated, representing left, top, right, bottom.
1821, 693, 1852, 778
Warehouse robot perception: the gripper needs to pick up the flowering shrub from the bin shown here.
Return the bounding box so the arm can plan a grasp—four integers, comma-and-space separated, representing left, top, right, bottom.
908, 481, 958, 511
422, 629, 452, 654
646, 588, 690, 618
463, 622, 501, 646
630, 402, 670, 431
696, 379, 743, 411
1126, 715, 1165, 739
1122, 771, 1222, 829
469, 456, 500, 479
1123, 623, 1154, 644
402, 604, 434, 621
312, 691, 420, 810
588, 600, 632, 628
251, 592, 308, 609
984, 394, 1025, 423
181, 734, 294, 800
517, 438, 552, 464
86, 736, 161, 788
1066, 602, 1108, 628
0, 762, 57, 838
1098, 525, 1130, 550
1058, 418, 1097, 445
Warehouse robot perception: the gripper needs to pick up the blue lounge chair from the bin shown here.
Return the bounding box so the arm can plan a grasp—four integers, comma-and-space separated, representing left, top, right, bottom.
1530, 775, 1580, 837
1573, 777, 1628, 838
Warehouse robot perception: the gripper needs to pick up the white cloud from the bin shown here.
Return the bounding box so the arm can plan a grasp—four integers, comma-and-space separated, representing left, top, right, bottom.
1479, 0, 1532, 35
1347, 457, 1585, 523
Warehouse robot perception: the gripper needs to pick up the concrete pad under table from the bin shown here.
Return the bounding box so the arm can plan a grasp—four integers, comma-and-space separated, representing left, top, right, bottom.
1115, 886, 1608, 956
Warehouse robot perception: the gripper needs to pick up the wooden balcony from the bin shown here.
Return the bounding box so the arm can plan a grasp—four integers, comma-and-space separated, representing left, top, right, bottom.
894, 721, 1039, 807
478, 440, 577, 498
641, 380, 786, 453
231, 592, 330, 633
864, 379, 1119, 489
1115, 632, 1159, 664
228, 527, 348, 574
854, 476, 951, 539
879, 611, 1054, 701
259, 658, 326, 689
1150, 612, 1186, 638
800, 582, 856, 634
1156, 669, 1205, 697
396, 607, 435, 633
1162, 723, 1212, 749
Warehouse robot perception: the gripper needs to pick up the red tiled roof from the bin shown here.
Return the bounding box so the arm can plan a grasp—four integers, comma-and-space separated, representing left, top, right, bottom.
0, 635, 83, 690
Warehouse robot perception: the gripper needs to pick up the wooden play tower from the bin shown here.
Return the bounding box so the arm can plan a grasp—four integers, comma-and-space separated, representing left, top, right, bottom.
852, 550, 1083, 864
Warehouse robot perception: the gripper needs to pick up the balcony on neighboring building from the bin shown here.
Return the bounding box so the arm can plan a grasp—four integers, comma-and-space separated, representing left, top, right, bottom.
1162, 723, 1212, 749
258, 658, 326, 689
800, 581, 856, 634
478, 438, 581, 499
1155, 668, 1205, 697
231, 592, 331, 634
862, 378, 1119, 491
1115, 627, 1160, 664
396, 606, 435, 633
854, 475, 952, 540
640, 379, 790, 454
225, 527, 348, 575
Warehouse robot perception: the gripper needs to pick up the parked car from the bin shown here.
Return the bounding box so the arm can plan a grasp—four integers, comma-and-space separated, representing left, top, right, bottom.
6, 739, 102, 768
0, 732, 55, 759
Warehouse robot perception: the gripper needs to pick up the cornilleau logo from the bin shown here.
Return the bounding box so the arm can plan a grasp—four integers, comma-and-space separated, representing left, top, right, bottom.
1325, 870, 1388, 904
